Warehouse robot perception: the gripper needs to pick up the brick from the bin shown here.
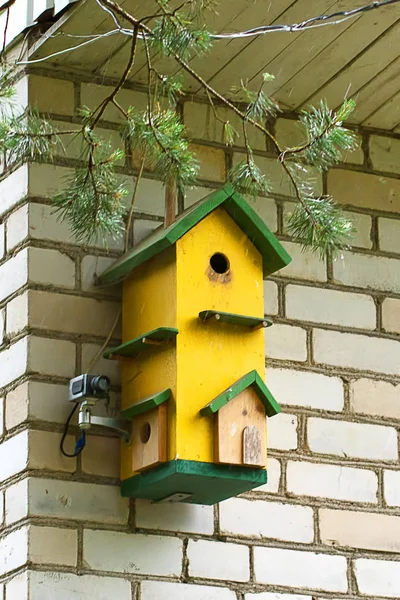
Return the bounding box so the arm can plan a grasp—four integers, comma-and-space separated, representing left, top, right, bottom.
28, 164, 74, 198
28, 430, 77, 473
279, 242, 327, 282
370, 135, 400, 174
6, 292, 28, 336
5, 572, 27, 600
0, 223, 4, 258
347, 211, 372, 248
7, 203, 28, 250
263, 280, 278, 316
268, 412, 298, 450
81, 84, 147, 122
6, 381, 71, 430
134, 218, 161, 244
0, 308, 4, 345
355, 558, 400, 598
0, 337, 27, 387
333, 250, 400, 293
81, 255, 121, 295
320, 508, 400, 552
220, 498, 313, 543
0, 527, 28, 575
136, 499, 214, 535
350, 378, 400, 420
265, 324, 307, 362
0, 165, 28, 217
28, 336, 75, 379
29, 202, 74, 244
81, 342, 121, 384
250, 196, 277, 232
313, 328, 400, 376
379, 217, 400, 253
246, 595, 312, 600
84, 530, 182, 575
254, 547, 347, 592
29, 478, 128, 524
29, 247, 75, 289
192, 143, 226, 182
142, 581, 236, 600
82, 435, 120, 478
0, 248, 28, 302
384, 470, 400, 507
184, 101, 265, 151
308, 417, 398, 461
233, 154, 323, 198
184, 185, 217, 208
133, 177, 165, 216
0, 430, 28, 483
29, 75, 74, 116
266, 368, 344, 411
286, 285, 376, 329
383, 298, 400, 334
328, 169, 400, 213
187, 539, 249, 582
275, 118, 306, 148
287, 461, 377, 503
255, 457, 281, 494
0, 396, 3, 437
29, 525, 77, 566
29, 571, 132, 600
28, 290, 121, 337
5, 478, 28, 525
0, 490, 3, 525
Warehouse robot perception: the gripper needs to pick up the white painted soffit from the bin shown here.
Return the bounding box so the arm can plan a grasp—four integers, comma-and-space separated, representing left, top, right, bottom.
0, 0, 79, 48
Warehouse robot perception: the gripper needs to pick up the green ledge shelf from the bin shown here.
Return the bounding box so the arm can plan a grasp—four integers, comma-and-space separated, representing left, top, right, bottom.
104, 327, 178, 359
199, 310, 273, 329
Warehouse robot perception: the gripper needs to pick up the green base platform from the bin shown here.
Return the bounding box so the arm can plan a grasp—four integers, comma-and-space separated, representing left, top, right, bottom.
121, 459, 268, 505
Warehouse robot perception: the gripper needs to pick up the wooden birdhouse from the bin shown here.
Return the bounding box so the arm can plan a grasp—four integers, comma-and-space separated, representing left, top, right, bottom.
99, 184, 291, 505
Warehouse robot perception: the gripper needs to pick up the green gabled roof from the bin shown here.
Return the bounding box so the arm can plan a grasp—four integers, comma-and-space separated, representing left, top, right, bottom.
200, 370, 281, 418
98, 184, 291, 285
121, 388, 171, 420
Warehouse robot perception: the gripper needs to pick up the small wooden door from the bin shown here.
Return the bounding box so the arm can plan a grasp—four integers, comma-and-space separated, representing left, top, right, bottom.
214, 387, 267, 467
132, 404, 167, 473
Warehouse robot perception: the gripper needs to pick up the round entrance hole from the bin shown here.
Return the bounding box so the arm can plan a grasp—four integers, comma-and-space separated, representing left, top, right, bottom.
210, 252, 230, 274
140, 422, 151, 444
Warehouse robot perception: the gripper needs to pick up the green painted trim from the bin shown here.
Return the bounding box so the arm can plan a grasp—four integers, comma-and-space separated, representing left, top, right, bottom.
121, 388, 171, 420
121, 458, 268, 504
98, 184, 291, 285
200, 370, 281, 418
199, 310, 273, 328
104, 327, 178, 359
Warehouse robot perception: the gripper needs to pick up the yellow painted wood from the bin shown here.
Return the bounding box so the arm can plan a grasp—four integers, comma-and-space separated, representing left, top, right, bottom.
175, 207, 265, 464
215, 387, 267, 467
120, 247, 177, 481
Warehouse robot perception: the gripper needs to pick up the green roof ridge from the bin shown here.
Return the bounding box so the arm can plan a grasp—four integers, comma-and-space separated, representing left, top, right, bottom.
200, 370, 281, 418
98, 184, 291, 285
121, 388, 171, 419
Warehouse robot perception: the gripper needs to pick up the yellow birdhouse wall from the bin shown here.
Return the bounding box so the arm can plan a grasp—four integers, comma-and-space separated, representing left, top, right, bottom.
175, 207, 265, 464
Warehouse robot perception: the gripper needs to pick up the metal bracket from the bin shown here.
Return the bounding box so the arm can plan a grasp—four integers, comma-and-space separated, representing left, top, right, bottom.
78, 400, 132, 443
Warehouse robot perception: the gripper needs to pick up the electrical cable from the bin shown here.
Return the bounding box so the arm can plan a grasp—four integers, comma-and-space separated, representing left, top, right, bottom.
60, 402, 86, 458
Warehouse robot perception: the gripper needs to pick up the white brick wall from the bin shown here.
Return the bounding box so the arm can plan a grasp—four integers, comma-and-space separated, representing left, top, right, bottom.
84, 530, 182, 576
29, 525, 77, 566
333, 251, 400, 293
384, 470, 400, 507
0, 430, 28, 482
187, 539, 249, 581
279, 242, 327, 282
0, 526, 28, 575
219, 498, 313, 543
142, 581, 236, 600
307, 417, 398, 461
253, 547, 348, 592
382, 298, 400, 334
287, 461, 378, 503
379, 217, 400, 253
313, 329, 400, 375
266, 368, 344, 411
265, 324, 307, 361
285, 285, 376, 329
355, 558, 400, 598
136, 499, 214, 534
245, 595, 312, 600
268, 412, 298, 450
350, 378, 400, 419
320, 508, 400, 552
256, 457, 281, 493
28, 571, 132, 600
